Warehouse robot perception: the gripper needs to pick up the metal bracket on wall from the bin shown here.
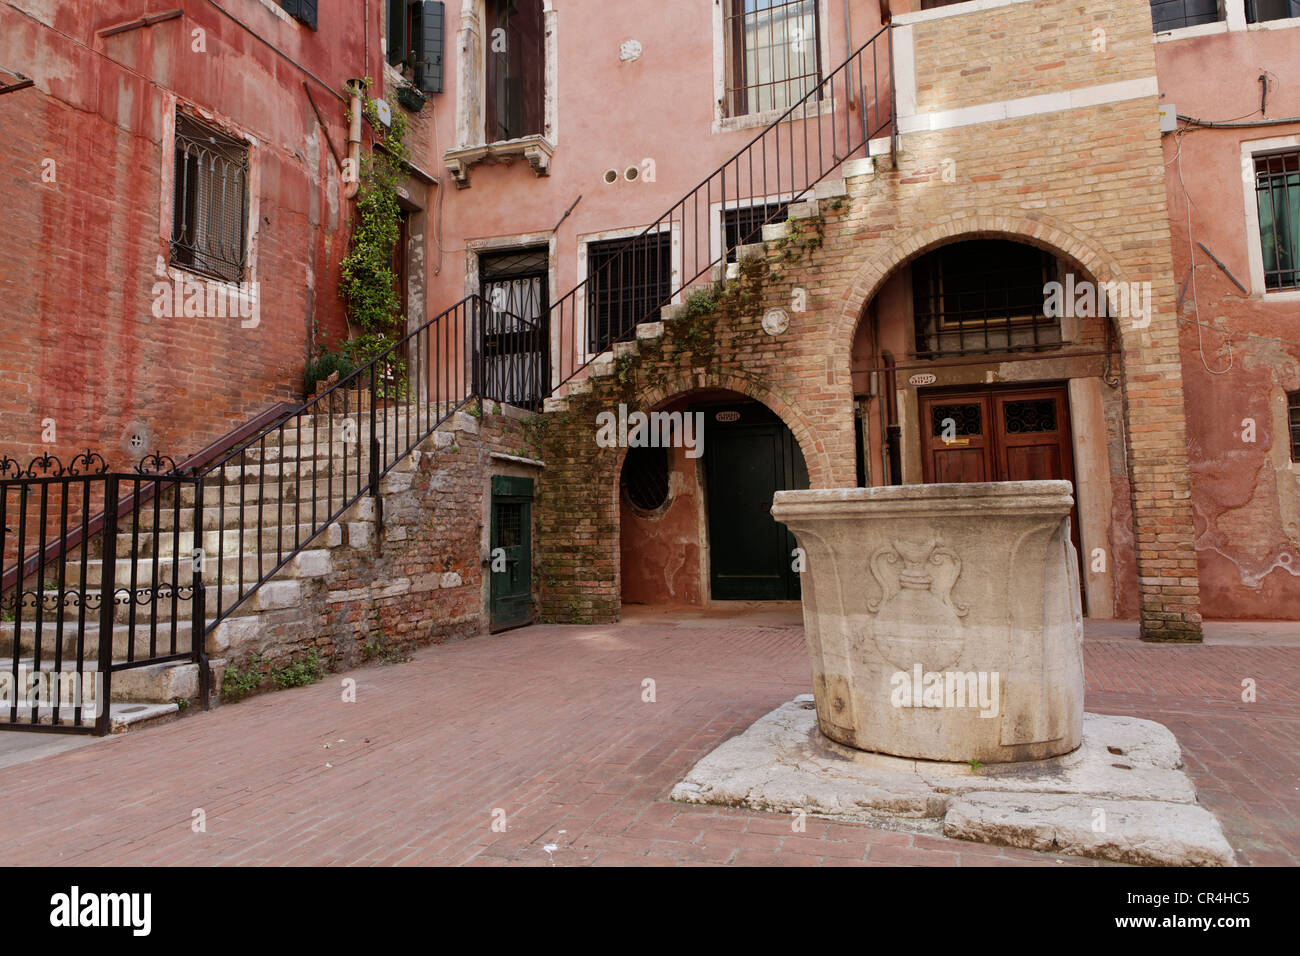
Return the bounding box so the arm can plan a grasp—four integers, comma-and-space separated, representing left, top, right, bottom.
98, 9, 183, 39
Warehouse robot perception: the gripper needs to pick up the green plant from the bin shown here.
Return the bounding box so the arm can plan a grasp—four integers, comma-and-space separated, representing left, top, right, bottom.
270, 648, 324, 689
305, 348, 357, 395
339, 82, 410, 373
221, 654, 265, 702
361, 632, 412, 665
969, 759, 984, 772
614, 352, 637, 387
176, 697, 191, 711
467, 398, 482, 418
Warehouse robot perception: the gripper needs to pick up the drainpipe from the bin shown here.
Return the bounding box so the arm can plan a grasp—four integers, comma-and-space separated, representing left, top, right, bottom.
344, 79, 363, 200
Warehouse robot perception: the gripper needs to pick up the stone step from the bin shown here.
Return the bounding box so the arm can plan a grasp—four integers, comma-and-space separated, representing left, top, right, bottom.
180, 476, 370, 506
4, 658, 199, 705
68, 544, 339, 589
115, 522, 340, 559
25, 574, 309, 626
1, 699, 183, 734
152, 495, 361, 532
0, 617, 195, 660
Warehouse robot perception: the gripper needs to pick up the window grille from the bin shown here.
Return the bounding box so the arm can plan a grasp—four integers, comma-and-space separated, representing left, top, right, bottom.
723, 202, 791, 261
171, 114, 250, 283
586, 233, 673, 354
1288, 392, 1300, 462
1256, 151, 1300, 291
724, 0, 822, 117
1247, 0, 1300, 23
1149, 0, 1223, 31
911, 241, 1061, 358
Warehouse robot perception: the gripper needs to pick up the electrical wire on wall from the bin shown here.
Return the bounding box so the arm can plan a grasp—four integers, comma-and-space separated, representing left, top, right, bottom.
430, 100, 444, 276
1166, 126, 1234, 376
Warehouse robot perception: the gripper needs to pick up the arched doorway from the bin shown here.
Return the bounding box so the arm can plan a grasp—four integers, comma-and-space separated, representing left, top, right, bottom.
618, 389, 809, 605
848, 235, 1133, 619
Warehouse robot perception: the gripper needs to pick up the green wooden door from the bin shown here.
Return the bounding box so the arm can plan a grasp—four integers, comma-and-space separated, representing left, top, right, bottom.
489, 476, 533, 632
703, 403, 809, 600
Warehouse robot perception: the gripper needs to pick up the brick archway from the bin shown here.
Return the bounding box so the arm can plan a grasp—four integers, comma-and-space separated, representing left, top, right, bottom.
830, 210, 1125, 351
827, 211, 1202, 642
634, 369, 833, 488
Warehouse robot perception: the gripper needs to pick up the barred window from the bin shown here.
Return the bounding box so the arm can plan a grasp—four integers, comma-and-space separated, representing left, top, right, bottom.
912, 241, 1061, 358
724, 202, 790, 262
1290, 392, 1300, 462
724, 0, 821, 117
1149, 0, 1223, 31
170, 114, 250, 283
278, 0, 318, 30
1247, 0, 1300, 23
1256, 151, 1300, 291
587, 233, 672, 354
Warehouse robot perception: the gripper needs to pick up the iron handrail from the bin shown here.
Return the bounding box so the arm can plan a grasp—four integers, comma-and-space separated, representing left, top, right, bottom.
546, 24, 895, 392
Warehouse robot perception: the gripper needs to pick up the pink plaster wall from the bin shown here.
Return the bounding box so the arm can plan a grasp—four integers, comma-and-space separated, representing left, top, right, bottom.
1156, 24, 1300, 619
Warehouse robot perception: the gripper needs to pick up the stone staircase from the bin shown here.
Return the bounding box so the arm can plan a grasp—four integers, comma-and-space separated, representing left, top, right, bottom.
2, 401, 459, 732
542, 166, 871, 413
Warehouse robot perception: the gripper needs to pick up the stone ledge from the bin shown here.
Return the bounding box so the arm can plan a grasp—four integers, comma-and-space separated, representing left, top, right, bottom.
670, 698, 1234, 866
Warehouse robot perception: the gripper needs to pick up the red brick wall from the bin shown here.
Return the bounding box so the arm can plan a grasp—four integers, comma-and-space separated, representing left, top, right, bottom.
0, 0, 379, 470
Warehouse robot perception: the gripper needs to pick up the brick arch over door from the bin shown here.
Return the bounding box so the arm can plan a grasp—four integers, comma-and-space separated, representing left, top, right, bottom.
829, 210, 1129, 355
826, 210, 1202, 641
633, 369, 832, 488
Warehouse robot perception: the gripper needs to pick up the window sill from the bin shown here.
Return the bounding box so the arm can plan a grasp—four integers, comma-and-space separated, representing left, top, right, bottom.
1260, 287, 1300, 302
1152, 21, 1229, 42
713, 97, 835, 135
1247, 17, 1300, 31
443, 136, 554, 188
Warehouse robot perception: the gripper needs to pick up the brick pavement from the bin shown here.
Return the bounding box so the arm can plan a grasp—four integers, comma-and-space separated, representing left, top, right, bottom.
0, 613, 1294, 866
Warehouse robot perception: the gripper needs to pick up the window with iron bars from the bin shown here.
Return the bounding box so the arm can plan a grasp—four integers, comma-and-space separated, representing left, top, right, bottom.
1149, 0, 1224, 31
1256, 150, 1299, 291
1289, 392, 1300, 461
724, 0, 822, 118
911, 241, 1061, 358
587, 233, 673, 354
1247, 0, 1300, 22
723, 201, 791, 262
479, 247, 550, 408
171, 114, 250, 283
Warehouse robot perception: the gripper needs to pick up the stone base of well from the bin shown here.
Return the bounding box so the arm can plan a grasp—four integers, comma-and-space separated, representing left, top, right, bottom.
670, 697, 1235, 866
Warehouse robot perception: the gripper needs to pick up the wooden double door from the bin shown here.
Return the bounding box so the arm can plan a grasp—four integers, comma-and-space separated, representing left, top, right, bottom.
919, 384, 1082, 580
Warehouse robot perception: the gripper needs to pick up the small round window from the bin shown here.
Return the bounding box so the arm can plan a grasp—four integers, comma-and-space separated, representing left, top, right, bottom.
621, 446, 670, 513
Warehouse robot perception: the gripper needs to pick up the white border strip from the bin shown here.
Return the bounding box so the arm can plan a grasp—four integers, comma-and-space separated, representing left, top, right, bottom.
898, 77, 1158, 135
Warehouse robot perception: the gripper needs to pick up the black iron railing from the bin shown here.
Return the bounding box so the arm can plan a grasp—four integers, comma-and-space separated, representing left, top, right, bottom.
547, 24, 894, 391
197, 294, 532, 627
1, 453, 205, 734
0, 295, 530, 734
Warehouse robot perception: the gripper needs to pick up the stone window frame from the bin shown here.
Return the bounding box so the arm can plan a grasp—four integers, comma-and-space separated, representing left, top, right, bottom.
575, 222, 683, 366
710, 0, 835, 134
1240, 134, 1300, 302
444, 0, 559, 187
464, 230, 559, 388
156, 96, 263, 320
